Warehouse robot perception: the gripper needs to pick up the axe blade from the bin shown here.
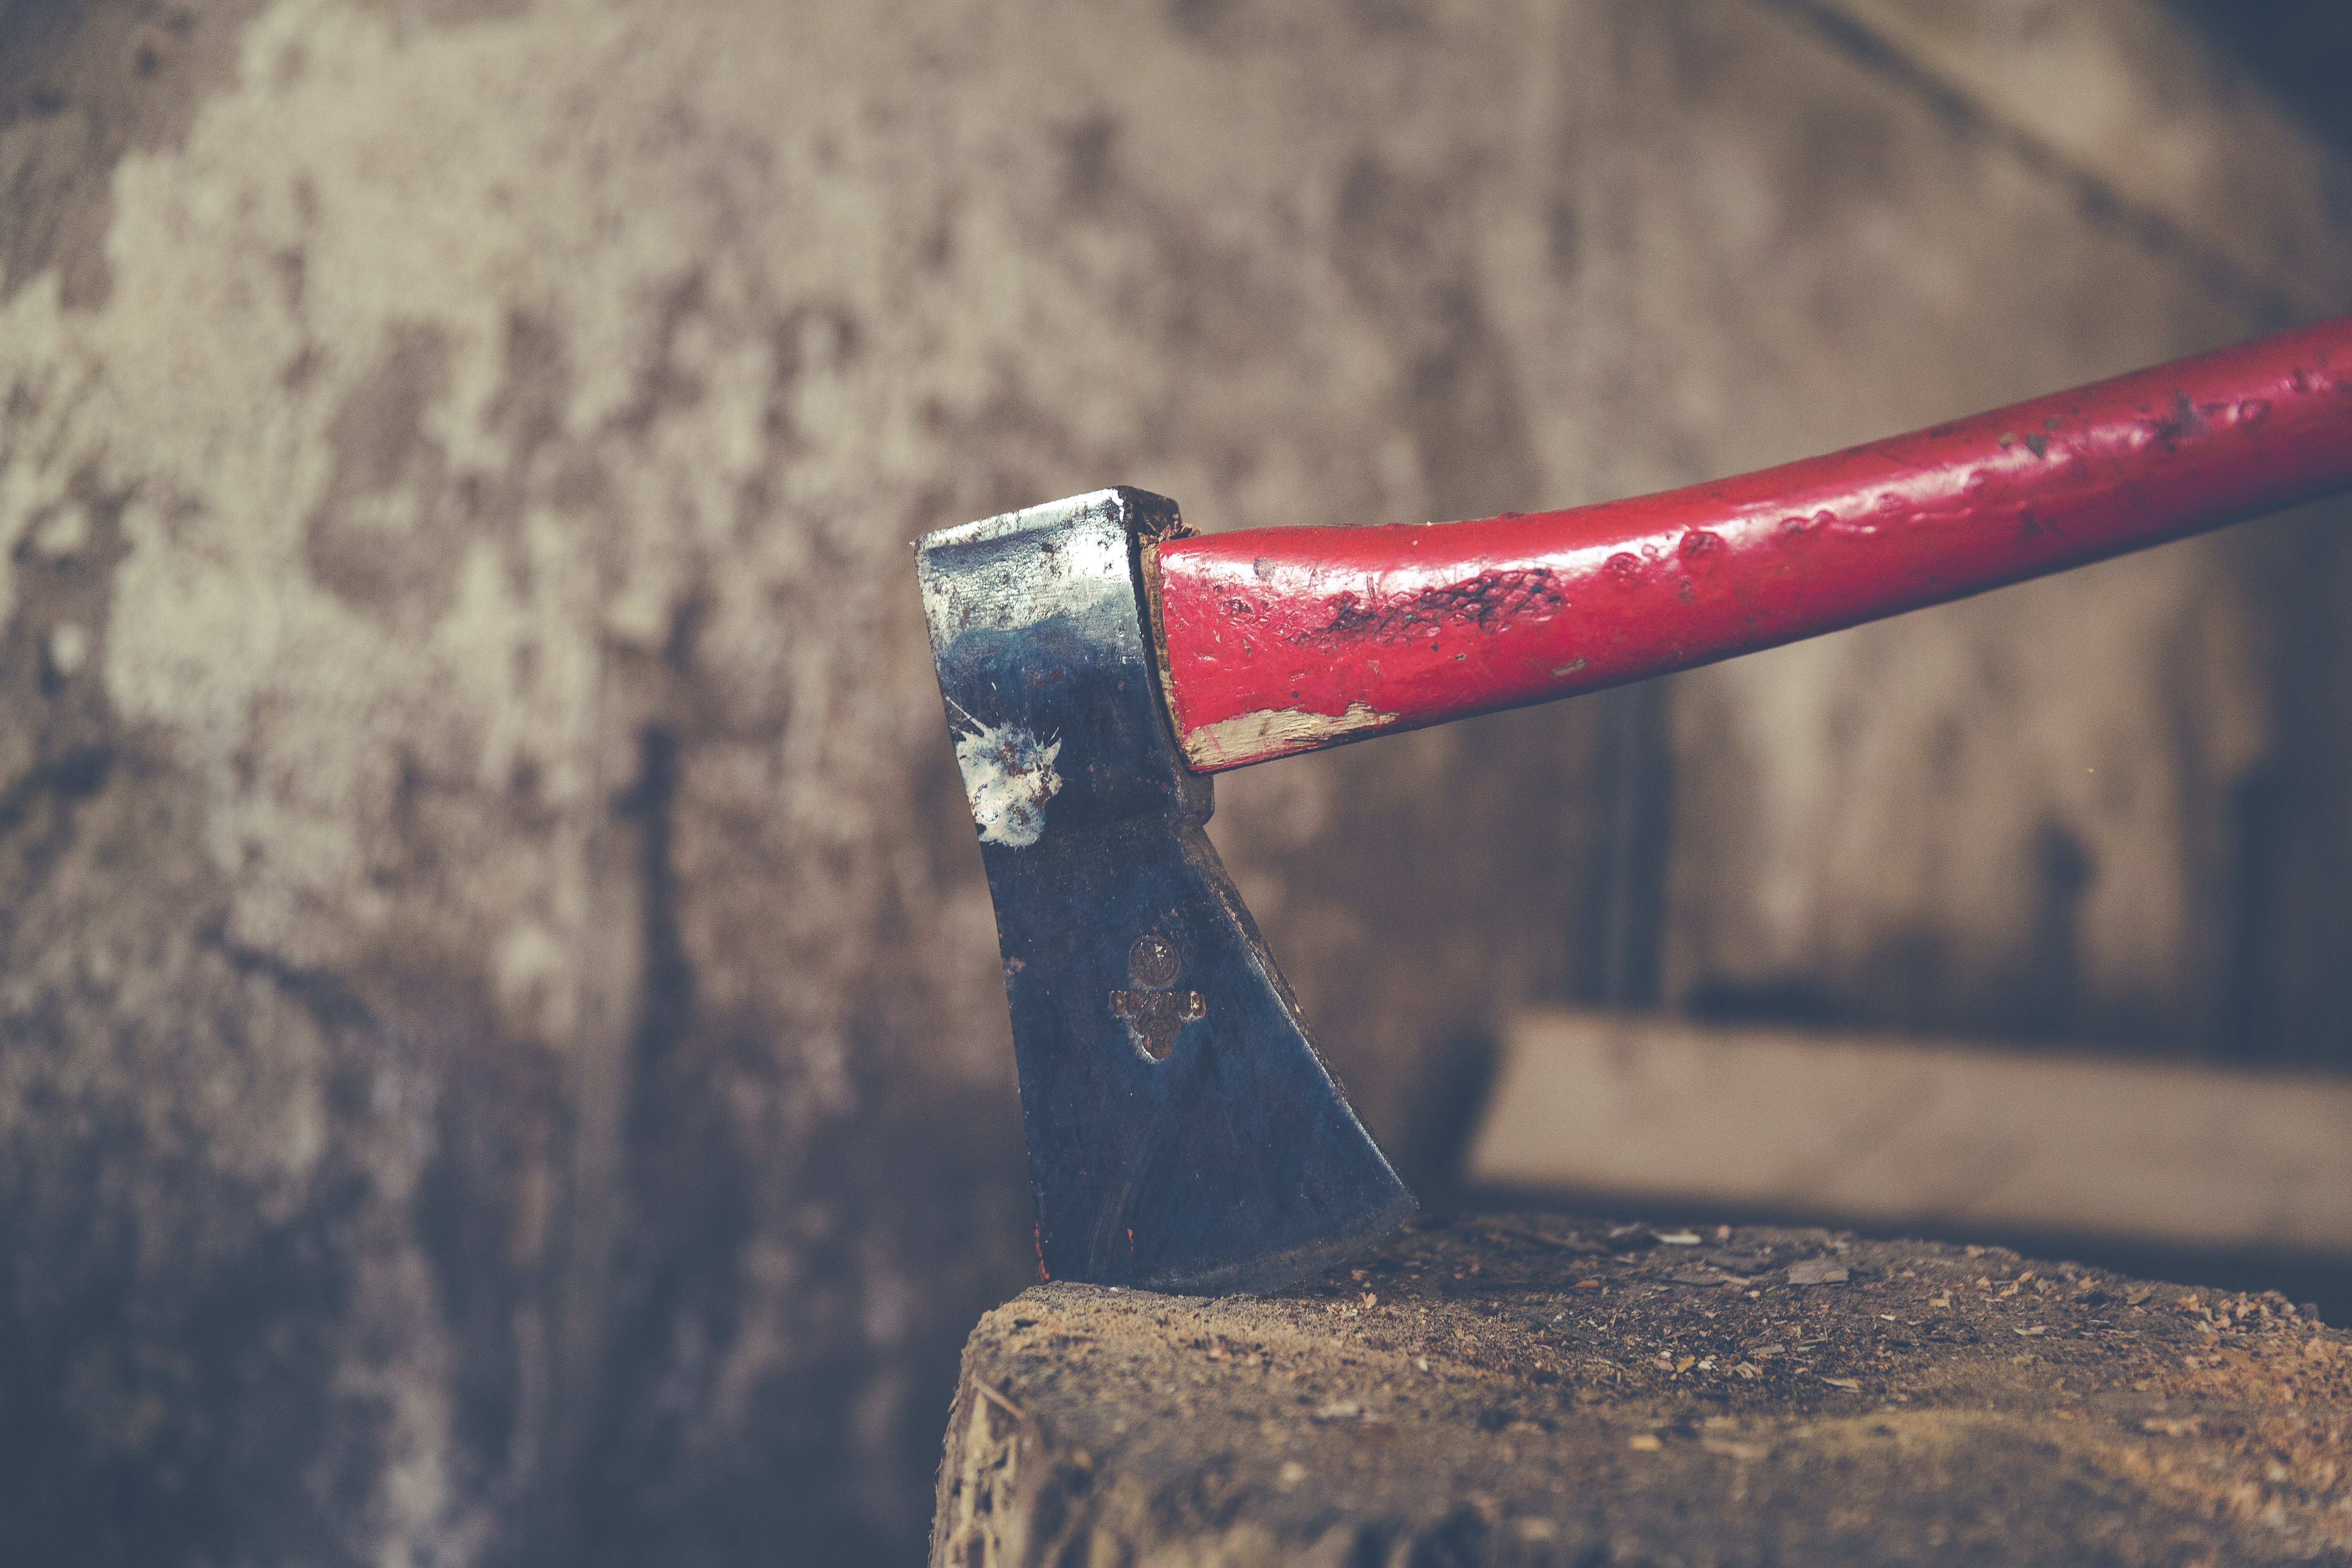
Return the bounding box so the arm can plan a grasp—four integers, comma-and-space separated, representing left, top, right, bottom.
917, 488, 1414, 1294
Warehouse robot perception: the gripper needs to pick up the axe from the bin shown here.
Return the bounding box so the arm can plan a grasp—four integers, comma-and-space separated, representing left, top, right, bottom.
917, 316, 2352, 1294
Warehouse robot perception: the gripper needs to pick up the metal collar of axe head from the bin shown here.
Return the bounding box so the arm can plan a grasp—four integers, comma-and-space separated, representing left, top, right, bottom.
916, 488, 1414, 1294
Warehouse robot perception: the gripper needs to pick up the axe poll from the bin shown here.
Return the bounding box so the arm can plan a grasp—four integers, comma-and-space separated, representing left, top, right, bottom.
916, 315, 2352, 1295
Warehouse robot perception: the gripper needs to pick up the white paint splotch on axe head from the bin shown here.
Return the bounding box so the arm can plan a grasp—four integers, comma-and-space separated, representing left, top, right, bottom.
946, 697, 1064, 849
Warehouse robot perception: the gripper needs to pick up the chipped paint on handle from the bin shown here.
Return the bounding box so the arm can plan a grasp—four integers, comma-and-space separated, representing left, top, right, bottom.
1179, 699, 1398, 771
1153, 315, 2352, 771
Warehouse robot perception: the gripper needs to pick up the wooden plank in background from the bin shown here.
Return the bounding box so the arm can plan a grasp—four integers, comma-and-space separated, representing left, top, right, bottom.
1468, 1009, 2352, 1252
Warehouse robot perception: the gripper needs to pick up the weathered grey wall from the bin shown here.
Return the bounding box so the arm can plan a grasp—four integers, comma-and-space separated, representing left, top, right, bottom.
1653, 0, 2352, 1057
0, 0, 2344, 1563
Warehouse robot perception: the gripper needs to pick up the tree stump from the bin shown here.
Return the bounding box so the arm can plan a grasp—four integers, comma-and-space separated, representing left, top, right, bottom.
931, 1217, 2352, 1566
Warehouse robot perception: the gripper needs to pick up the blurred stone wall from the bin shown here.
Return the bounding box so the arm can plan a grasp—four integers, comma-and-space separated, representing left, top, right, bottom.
0, 0, 2343, 1563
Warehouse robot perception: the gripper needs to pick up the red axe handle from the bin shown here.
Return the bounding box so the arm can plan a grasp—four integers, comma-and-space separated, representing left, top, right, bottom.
1152, 316, 2352, 772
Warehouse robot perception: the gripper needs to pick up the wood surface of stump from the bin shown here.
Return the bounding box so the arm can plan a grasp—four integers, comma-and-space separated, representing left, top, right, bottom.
932, 1216, 2352, 1566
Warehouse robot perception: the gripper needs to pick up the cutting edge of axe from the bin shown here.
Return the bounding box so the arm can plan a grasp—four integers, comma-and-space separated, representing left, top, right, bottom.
917, 314, 2352, 1295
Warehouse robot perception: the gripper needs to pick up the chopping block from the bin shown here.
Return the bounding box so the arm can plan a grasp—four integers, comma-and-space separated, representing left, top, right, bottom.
931, 1218, 2352, 1566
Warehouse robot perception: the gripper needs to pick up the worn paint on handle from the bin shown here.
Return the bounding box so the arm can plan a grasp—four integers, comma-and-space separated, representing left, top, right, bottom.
1154, 316, 2352, 771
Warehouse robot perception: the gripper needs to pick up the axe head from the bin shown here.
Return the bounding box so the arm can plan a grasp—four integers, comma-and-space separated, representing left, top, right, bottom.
917, 488, 1414, 1293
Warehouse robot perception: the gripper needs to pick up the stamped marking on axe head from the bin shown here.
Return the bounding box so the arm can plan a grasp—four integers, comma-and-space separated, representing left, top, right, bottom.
916, 488, 1415, 1295
1110, 933, 1207, 1063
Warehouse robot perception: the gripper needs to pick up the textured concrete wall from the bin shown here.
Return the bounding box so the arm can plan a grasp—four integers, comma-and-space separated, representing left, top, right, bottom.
0, 0, 2344, 1563
1656, 0, 2352, 1057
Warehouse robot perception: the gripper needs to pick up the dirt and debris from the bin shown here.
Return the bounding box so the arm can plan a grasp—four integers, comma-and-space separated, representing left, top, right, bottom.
933, 1215, 2352, 1566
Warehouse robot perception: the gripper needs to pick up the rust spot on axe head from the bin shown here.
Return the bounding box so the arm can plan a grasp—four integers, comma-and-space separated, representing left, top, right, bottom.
916, 488, 1414, 1293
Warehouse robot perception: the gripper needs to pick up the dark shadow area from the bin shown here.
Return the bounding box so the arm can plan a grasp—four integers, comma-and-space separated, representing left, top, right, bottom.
1392, 1025, 1504, 1212
2170, 1, 2352, 149
1573, 680, 1673, 1012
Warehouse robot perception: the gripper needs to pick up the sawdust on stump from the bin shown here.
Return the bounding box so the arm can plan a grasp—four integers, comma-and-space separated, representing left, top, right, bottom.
931, 1216, 2352, 1566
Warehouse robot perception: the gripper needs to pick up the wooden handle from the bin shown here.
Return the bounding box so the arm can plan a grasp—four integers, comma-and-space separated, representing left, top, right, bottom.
1152, 315, 2352, 771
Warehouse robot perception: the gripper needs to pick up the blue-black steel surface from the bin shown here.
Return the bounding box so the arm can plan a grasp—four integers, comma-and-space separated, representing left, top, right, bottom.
918, 489, 1414, 1293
